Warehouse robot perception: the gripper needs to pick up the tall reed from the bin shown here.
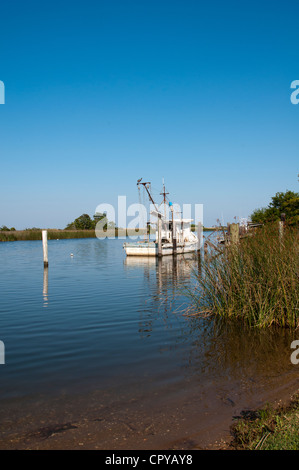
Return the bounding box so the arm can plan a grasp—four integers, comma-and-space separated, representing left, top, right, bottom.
190, 224, 299, 328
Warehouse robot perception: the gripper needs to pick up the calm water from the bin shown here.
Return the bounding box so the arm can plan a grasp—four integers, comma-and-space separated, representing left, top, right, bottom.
0, 237, 298, 448
0, 237, 201, 399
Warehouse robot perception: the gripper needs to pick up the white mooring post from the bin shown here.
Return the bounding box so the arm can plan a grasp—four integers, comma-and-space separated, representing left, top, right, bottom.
42, 230, 48, 267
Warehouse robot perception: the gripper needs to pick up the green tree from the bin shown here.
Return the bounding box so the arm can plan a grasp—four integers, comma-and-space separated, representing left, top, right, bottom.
65, 212, 108, 230
93, 212, 106, 229
93, 212, 105, 222
251, 190, 299, 226
73, 214, 93, 230
65, 214, 93, 230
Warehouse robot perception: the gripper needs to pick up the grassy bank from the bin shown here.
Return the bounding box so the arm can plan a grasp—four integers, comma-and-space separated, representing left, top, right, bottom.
189, 224, 299, 328
229, 394, 299, 450
0, 230, 97, 241
0, 228, 152, 241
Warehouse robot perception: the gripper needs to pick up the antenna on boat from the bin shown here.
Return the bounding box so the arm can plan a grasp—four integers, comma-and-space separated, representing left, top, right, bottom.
160, 178, 169, 219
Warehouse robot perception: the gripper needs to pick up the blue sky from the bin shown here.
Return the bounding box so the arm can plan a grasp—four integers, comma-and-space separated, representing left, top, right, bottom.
0, 0, 298, 228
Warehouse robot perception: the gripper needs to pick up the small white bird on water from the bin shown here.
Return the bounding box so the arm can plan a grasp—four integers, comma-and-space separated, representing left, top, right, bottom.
70, 253, 74, 257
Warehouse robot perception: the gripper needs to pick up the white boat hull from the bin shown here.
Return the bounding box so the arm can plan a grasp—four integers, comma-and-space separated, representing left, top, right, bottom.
123, 241, 199, 256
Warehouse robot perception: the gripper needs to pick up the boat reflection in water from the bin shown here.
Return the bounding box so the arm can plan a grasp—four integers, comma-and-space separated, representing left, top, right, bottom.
124, 252, 201, 339
124, 251, 299, 388
124, 252, 200, 295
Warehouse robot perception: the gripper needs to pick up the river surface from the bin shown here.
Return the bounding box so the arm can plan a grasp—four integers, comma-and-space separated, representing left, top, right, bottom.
0, 237, 298, 449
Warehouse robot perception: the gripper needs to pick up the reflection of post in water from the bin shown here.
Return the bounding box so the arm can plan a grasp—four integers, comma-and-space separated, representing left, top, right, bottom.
124, 253, 196, 300
172, 255, 178, 283
156, 256, 178, 294
43, 267, 49, 307
157, 257, 162, 293
156, 255, 181, 301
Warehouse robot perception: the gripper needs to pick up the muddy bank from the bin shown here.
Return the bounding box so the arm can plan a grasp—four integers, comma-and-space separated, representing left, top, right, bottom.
0, 367, 297, 450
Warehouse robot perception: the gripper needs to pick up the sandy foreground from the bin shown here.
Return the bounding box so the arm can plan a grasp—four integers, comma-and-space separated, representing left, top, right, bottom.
0, 368, 298, 450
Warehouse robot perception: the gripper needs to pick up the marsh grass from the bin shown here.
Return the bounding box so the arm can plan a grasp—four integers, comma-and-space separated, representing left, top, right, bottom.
230, 395, 299, 450
0, 229, 97, 241
189, 224, 299, 328
0, 228, 148, 242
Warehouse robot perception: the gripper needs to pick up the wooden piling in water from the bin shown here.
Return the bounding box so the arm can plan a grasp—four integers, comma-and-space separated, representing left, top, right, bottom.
42, 230, 48, 267
172, 211, 177, 256
158, 216, 162, 258
230, 223, 239, 245
197, 221, 203, 251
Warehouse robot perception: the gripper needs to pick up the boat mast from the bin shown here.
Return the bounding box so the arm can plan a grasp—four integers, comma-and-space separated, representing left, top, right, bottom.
160, 178, 169, 219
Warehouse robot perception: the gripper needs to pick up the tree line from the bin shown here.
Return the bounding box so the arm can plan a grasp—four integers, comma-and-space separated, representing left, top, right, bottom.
250, 190, 299, 226
64, 213, 116, 230
1, 189, 298, 232
0, 213, 115, 232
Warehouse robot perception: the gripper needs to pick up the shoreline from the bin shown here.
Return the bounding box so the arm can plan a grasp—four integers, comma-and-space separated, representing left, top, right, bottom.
0, 368, 297, 450
0, 227, 216, 242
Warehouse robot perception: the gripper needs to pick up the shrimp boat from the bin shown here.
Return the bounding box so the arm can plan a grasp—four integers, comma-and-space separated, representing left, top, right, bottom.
123, 179, 199, 257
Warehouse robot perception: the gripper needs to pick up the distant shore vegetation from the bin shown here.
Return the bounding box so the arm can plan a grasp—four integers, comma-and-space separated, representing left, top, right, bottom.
0, 213, 114, 241
64, 212, 116, 231
0, 212, 216, 241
